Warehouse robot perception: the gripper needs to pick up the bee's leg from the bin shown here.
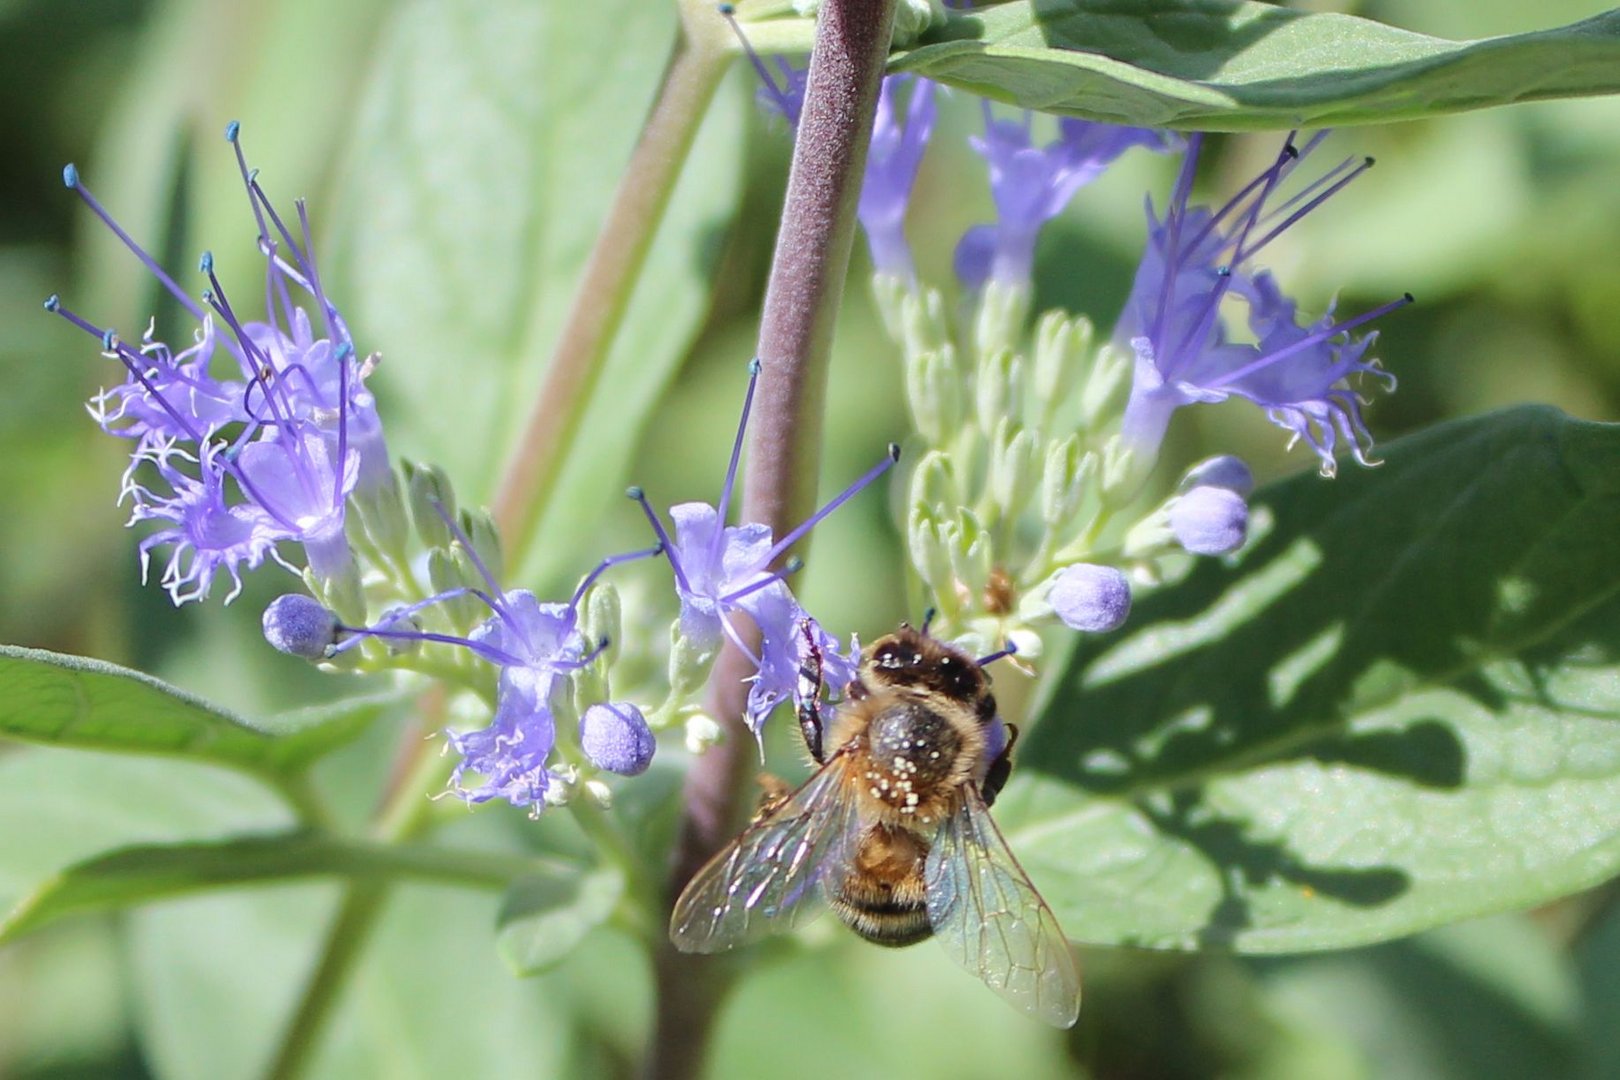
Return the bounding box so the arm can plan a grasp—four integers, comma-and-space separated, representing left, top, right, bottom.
982, 723, 1019, 808
796, 621, 827, 764
752, 772, 794, 822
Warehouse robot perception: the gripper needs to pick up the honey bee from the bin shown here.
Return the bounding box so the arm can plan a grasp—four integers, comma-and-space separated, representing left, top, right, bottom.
669, 624, 1081, 1028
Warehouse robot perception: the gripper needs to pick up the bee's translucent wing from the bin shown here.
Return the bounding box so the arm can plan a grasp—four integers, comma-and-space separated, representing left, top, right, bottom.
669, 753, 861, 953
924, 785, 1081, 1028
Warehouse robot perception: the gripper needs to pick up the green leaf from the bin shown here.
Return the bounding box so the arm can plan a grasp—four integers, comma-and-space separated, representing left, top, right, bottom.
331, 0, 744, 585
125, 817, 620, 1078
495, 865, 625, 975
880, 2, 1620, 130
0, 748, 294, 909
1007, 406, 1620, 952
0, 646, 375, 778
1255, 916, 1579, 1079
1, 833, 533, 944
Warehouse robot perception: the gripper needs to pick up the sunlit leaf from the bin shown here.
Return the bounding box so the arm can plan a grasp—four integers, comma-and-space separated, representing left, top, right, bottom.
0, 647, 374, 778
330, 0, 744, 586
496, 865, 625, 976
1007, 406, 1620, 951
885, 2, 1620, 130
1, 833, 530, 943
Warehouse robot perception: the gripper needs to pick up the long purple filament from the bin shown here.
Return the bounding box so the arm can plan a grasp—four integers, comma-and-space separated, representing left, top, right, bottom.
761, 444, 898, 566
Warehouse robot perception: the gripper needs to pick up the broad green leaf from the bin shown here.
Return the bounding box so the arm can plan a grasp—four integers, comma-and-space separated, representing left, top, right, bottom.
1, 833, 533, 943
0, 646, 375, 779
126, 815, 623, 1079
708, 931, 1075, 1079
869, 2, 1620, 130
496, 865, 625, 976
1006, 406, 1620, 951
331, 0, 744, 584
0, 747, 293, 913
1256, 916, 1579, 1079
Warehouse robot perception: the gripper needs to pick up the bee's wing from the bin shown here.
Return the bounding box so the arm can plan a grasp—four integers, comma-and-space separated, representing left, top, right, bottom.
669, 753, 861, 953
924, 785, 1082, 1028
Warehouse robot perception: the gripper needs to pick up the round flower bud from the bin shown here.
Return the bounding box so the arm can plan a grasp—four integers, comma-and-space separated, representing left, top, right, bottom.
262, 594, 341, 660
1170, 485, 1249, 555
1049, 564, 1132, 633
579, 702, 656, 776
1179, 454, 1254, 496
684, 714, 723, 756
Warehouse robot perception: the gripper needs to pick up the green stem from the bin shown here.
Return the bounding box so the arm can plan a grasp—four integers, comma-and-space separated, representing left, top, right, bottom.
261, 724, 453, 1080
271, 770, 340, 833
569, 798, 657, 941
492, 19, 731, 570
262, 882, 388, 1080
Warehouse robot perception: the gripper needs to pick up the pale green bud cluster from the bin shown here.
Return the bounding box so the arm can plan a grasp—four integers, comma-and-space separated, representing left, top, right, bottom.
282, 452, 540, 696
874, 272, 1162, 649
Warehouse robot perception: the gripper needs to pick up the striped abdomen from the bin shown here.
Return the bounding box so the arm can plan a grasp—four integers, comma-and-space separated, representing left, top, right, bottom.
828, 823, 933, 948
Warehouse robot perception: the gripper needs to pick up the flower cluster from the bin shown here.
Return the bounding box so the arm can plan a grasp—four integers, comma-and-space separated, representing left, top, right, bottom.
49, 123, 391, 611
881, 123, 1406, 650
314, 360, 891, 809
905, 127, 1405, 649
730, 17, 1408, 657
51, 121, 897, 816
627, 359, 893, 736
50, 25, 1410, 822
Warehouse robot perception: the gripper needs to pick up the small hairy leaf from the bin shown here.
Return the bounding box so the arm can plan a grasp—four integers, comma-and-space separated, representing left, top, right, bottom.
496, 866, 626, 976
0, 647, 375, 777
1, 833, 530, 943
1009, 406, 1620, 951
881, 2, 1620, 130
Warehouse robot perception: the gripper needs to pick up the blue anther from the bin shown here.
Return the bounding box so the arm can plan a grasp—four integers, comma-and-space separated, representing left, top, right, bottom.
199, 251, 214, 274
62, 163, 79, 188
747, 357, 762, 375
225, 120, 241, 142
43, 294, 60, 312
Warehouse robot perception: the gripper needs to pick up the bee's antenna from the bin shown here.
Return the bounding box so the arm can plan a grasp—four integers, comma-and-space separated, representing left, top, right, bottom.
976, 639, 1018, 667
920, 607, 937, 636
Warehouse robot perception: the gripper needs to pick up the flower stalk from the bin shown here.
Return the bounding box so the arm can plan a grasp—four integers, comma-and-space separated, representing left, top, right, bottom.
646, 1, 899, 1076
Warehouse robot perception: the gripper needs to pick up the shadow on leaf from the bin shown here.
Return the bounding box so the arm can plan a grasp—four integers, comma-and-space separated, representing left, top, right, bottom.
1015, 407, 1620, 938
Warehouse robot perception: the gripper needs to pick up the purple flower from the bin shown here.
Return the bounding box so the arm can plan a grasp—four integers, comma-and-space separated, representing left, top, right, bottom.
955, 109, 1182, 291
579, 702, 657, 777
1048, 563, 1132, 633
48, 123, 391, 601
1116, 132, 1411, 476
1169, 486, 1249, 556
859, 76, 937, 279
336, 522, 661, 811
262, 593, 342, 660
125, 440, 284, 604
743, 582, 860, 735
630, 360, 892, 734
1180, 454, 1254, 496
87, 317, 244, 443
446, 590, 587, 808
720, 12, 937, 281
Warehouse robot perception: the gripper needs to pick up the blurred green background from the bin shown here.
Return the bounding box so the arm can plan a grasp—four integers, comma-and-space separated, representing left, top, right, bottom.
3, 0, 1620, 1076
